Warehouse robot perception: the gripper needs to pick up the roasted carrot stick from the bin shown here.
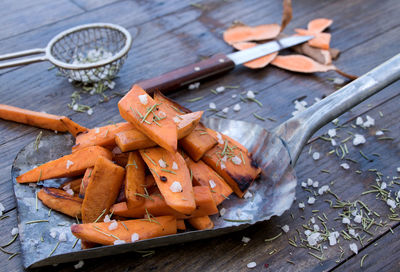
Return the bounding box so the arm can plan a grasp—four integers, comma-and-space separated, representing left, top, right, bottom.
307, 18, 333, 33
60, 178, 82, 194
38, 188, 82, 218
187, 216, 214, 230
125, 151, 146, 208
185, 157, 233, 205
111, 186, 218, 219
232, 42, 278, 69
180, 123, 218, 161
139, 147, 195, 214
16, 146, 112, 183
118, 84, 178, 153
112, 146, 129, 167
153, 90, 191, 115
72, 122, 135, 151
71, 216, 177, 245
115, 111, 203, 152
78, 167, 93, 199
0, 104, 87, 136
176, 219, 186, 230
81, 156, 125, 223
223, 23, 280, 45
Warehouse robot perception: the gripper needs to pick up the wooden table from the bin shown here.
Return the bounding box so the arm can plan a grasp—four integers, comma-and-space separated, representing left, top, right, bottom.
1, 0, 399, 271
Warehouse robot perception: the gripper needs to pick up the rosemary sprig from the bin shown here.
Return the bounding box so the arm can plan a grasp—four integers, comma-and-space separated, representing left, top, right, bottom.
223, 218, 251, 223
94, 209, 107, 223
253, 113, 265, 121
265, 232, 282, 242
34, 131, 43, 151
25, 219, 49, 224
8, 252, 19, 260
1, 234, 18, 248
143, 152, 157, 166
186, 97, 203, 102
72, 238, 79, 248
48, 241, 60, 257
360, 254, 368, 267
161, 169, 176, 175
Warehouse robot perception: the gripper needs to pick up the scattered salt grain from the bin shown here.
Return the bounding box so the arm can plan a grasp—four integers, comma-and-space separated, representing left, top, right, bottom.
311, 217, 316, 224
356, 117, 364, 126
308, 197, 316, 205
216, 86, 225, 93
349, 243, 358, 254
232, 156, 242, 165
342, 217, 350, 224
220, 162, 226, 170
59, 232, 67, 242
301, 182, 307, 188
95, 127, 100, 133
66, 160, 74, 169
242, 236, 251, 243
216, 132, 224, 145
354, 215, 362, 224
328, 129, 336, 137
318, 185, 330, 195
312, 181, 319, 188
73, 104, 78, 111
244, 191, 253, 199
247, 262, 256, 269
349, 228, 357, 237
87, 108, 93, 116
246, 90, 255, 99
219, 208, 226, 216
222, 107, 229, 114
363, 115, 375, 127
209, 180, 216, 189
170, 181, 183, 192
313, 224, 320, 232
74, 260, 84, 269
340, 163, 350, 170
113, 240, 126, 245
63, 184, 71, 191
332, 118, 339, 124
236, 209, 242, 217
331, 139, 337, 146
375, 130, 384, 136
11, 227, 19, 236
333, 77, 345, 85
233, 103, 241, 112
131, 233, 140, 242
307, 232, 321, 246
298, 202, 305, 209
387, 199, 396, 209
304, 230, 312, 236
307, 178, 314, 186
103, 214, 111, 223
188, 82, 200, 90
172, 162, 178, 170
328, 234, 337, 246
353, 134, 366, 146
312, 152, 320, 160
173, 116, 180, 123
351, 210, 358, 217
50, 229, 57, 239
221, 155, 227, 162
158, 111, 166, 118
158, 159, 167, 168
380, 182, 387, 190
397, 167, 400, 173
108, 220, 118, 231
232, 94, 237, 98
66, 189, 74, 196
281, 225, 290, 233
209, 102, 217, 110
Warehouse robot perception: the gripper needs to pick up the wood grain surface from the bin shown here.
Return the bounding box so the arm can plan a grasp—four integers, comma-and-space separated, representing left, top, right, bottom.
0, 0, 399, 271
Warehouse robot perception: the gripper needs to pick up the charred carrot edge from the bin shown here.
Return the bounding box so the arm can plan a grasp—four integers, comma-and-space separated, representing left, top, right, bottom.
187, 216, 214, 230
125, 151, 146, 208
180, 123, 218, 161
38, 188, 82, 218
79, 167, 93, 199
81, 156, 125, 223
59, 116, 88, 137
16, 146, 112, 183
71, 216, 177, 245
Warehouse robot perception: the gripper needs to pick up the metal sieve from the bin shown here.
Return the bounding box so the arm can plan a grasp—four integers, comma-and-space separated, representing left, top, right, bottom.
0, 23, 132, 83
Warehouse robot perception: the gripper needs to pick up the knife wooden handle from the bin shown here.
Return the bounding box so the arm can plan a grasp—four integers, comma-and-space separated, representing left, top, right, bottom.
136, 53, 235, 94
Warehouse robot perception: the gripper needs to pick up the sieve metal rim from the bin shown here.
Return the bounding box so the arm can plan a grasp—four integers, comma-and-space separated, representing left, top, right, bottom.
46, 22, 132, 70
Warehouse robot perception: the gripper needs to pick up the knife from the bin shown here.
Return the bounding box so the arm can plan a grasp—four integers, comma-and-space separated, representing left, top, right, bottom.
136, 35, 313, 94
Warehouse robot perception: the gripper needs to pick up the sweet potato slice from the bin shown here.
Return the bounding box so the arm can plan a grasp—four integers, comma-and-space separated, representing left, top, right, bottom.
177, 219, 186, 230
295, 29, 331, 50
118, 84, 177, 153
71, 216, 177, 245
140, 147, 195, 214
112, 186, 218, 219
202, 130, 261, 197
271, 54, 335, 73
186, 157, 232, 205
223, 23, 280, 45
0, 104, 87, 136
115, 111, 202, 152
38, 188, 82, 218
180, 123, 218, 161
73, 122, 134, 151
308, 18, 333, 33
112, 146, 129, 167
81, 156, 125, 223
153, 90, 191, 115
61, 178, 82, 194
16, 146, 112, 183
125, 151, 146, 208
187, 216, 214, 230
232, 42, 278, 69
79, 167, 93, 199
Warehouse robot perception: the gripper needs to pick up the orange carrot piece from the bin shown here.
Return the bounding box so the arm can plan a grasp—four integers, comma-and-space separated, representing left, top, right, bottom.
295, 29, 331, 50
185, 157, 233, 205
307, 18, 333, 33
187, 216, 214, 230
79, 167, 93, 199
60, 178, 82, 194
112, 146, 129, 167
16, 146, 112, 183
177, 219, 186, 230
73, 122, 134, 152
125, 151, 146, 208
223, 23, 280, 45
115, 111, 202, 152
0, 104, 87, 136
232, 42, 278, 69
139, 147, 195, 214
71, 216, 177, 245
202, 130, 261, 198
118, 84, 177, 153
145, 175, 156, 189
81, 156, 125, 223
38, 188, 82, 218
112, 186, 218, 219
180, 123, 218, 161
153, 90, 191, 115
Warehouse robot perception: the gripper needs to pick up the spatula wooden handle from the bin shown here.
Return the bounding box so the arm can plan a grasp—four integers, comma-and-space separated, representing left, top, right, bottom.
136, 53, 235, 94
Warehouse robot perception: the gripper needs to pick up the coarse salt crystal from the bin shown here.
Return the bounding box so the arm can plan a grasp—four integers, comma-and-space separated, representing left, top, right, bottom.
232, 156, 242, 165
209, 179, 216, 189
222, 107, 229, 114
108, 220, 118, 231
308, 197, 316, 205
375, 130, 384, 136
236, 209, 242, 217
74, 260, 84, 269
356, 117, 364, 126
158, 111, 166, 118
244, 191, 253, 199
233, 103, 241, 112
219, 208, 226, 216
304, 230, 312, 236
312, 152, 320, 160
188, 82, 200, 90
209, 102, 217, 110
221, 155, 227, 162
333, 77, 345, 85
66, 160, 74, 169
216, 86, 225, 93
349, 243, 358, 254
351, 210, 358, 217
172, 162, 178, 170
158, 159, 167, 168
353, 134, 366, 146
73, 104, 78, 111
307, 178, 313, 186
340, 163, 350, 170
242, 236, 251, 243
216, 132, 224, 145
387, 199, 396, 209
331, 139, 337, 146
349, 228, 357, 237
301, 182, 307, 188
50, 229, 57, 239
281, 225, 290, 233
170, 181, 183, 192
247, 262, 256, 269
354, 215, 362, 224
318, 185, 330, 195
307, 232, 320, 246
246, 90, 255, 99
332, 118, 339, 124
314, 97, 321, 103
103, 214, 111, 223
364, 115, 375, 127
87, 108, 93, 116
59, 232, 67, 242
232, 94, 237, 98
173, 116, 180, 123
299, 202, 305, 209
328, 129, 336, 137
342, 217, 350, 224
131, 233, 140, 242
313, 224, 320, 232
220, 162, 226, 170
138, 94, 148, 105
66, 189, 74, 196
113, 240, 126, 245
312, 181, 319, 188
63, 184, 71, 191
310, 217, 315, 224
11, 227, 19, 236
328, 234, 337, 246
380, 182, 387, 190
397, 167, 400, 173
95, 127, 100, 133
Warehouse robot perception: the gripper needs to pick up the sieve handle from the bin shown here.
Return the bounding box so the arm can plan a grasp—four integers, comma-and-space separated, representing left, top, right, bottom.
0, 48, 48, 69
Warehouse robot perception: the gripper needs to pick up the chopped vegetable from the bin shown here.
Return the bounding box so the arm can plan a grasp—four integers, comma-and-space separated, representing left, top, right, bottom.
125, 151, 147, 208
180, 123, 218, 161
187, 216, 214, 230
38, 188, 82, 218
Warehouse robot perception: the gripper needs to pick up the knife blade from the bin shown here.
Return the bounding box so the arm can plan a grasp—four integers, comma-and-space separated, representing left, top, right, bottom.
136, 35, 314, 94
